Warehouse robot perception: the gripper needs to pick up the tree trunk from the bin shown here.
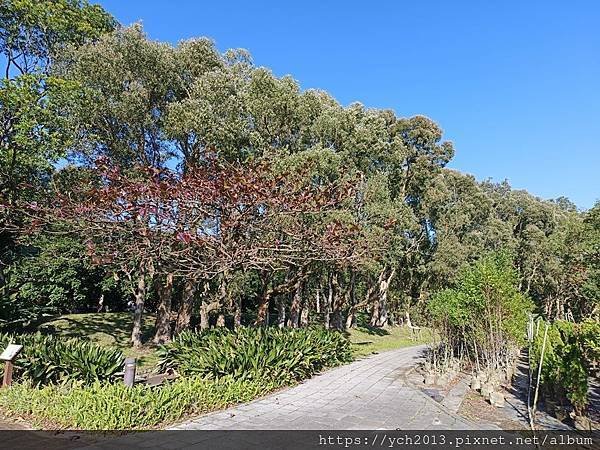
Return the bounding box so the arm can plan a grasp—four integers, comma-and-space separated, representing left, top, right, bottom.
370, 267, 395, 327
131, 273, 146, 348
233, 297, 242, 328
277, 297, 286, 328
153, 272, 174, 344
199, 302, 210, 330
324, 273, 333, 329
199, 298, 220, 330
256, 288, 271, 326
316, 287, 321, 313
287, 278, 302, 328
330, 273, 345, 331
300, 305, 309, 327
175, 279, 196, 334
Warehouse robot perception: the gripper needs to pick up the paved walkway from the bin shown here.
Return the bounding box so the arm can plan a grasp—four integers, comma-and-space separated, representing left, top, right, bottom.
171, 345, 491, 430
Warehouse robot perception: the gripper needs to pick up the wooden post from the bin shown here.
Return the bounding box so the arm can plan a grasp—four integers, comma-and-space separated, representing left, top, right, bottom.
2, 361, 13, 388
1, 343, 23, 388
123, 357, 137, 387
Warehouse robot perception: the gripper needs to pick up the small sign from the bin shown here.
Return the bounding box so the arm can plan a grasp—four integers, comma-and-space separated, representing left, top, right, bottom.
0, 344, 23, 361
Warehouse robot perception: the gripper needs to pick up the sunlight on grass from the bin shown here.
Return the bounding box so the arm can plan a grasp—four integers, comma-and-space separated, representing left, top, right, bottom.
347, 325, 433, 358
38, 313, 159, 371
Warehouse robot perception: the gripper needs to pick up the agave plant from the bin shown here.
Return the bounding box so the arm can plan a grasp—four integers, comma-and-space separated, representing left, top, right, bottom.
157, 326, 352, 383
0, 332, 124, 386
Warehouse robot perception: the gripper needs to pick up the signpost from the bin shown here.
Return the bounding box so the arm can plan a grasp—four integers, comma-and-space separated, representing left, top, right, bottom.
1, 344, 23, 388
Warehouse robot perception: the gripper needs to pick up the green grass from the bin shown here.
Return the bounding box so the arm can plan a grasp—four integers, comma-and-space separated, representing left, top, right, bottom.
38, 313, 158, 371
347, 325, 433, 358
0, 376, 279, 430
37, 312, 433, 369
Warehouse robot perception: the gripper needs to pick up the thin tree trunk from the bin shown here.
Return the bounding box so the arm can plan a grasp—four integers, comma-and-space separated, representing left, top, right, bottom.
131, 273, 146, 348
153, 272, 174, 344
325, 273, 333, 329
316, 287, 321, 313
287, 278, 302, 328
277, 297, 286, 328
330, 273, 345, 330
233, 297, 242, 328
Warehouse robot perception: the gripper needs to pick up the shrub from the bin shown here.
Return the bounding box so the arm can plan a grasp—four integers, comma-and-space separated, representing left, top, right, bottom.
531, 319, 600, 415
427, 252, 533, 370
0, 332, 124, 386
157, 326, 352, 383
0, 376, 277, 429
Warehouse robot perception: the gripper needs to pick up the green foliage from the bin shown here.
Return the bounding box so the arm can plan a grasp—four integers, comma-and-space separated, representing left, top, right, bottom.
157, 326, 352, 383
0, 0, 116, 75
0, 375, 276, 429
428, 252, 534, 367
531, 319, 600, 414
1, 234, 108, 331
0, 332, 124, 385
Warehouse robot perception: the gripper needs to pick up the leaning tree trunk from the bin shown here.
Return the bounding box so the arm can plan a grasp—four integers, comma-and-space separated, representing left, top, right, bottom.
131, 273, 147, 348
175, 279, 197, 334
153, 272, 174, 344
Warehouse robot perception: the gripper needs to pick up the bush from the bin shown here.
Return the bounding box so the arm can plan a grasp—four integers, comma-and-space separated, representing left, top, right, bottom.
0, 376, 277, 429
531, 319, 600, 415
427, 252, 533, 370
0, 332, 124, 386
157, 326, 352, 383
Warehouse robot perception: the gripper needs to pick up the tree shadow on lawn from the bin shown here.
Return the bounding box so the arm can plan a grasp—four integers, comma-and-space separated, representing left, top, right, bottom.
354, 325, 390, 336
38, 313, 155, 348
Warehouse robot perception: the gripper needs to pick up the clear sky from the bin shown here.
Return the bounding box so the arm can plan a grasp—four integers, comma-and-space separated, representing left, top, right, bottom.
96, 0, 599, 209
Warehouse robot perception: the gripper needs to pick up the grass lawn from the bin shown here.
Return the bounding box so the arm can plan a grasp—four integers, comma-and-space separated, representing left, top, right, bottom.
37, 312, 432, 369
38, 312, 159, 371
347, 325, 433, 358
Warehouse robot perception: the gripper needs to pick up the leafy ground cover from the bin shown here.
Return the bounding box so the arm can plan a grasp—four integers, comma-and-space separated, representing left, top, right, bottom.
0, 313, 432, 429
38, 313, 158, 370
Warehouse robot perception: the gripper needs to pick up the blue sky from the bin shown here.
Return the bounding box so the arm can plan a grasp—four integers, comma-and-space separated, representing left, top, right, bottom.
97, 0, 599, 209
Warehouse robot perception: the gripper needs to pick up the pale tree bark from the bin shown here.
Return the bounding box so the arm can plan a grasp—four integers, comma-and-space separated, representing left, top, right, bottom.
324, 272, 333, 329
153, 272, 174, 344
370, 266, 395, 327
300, 305, 309, 327
316, 287, 321, 313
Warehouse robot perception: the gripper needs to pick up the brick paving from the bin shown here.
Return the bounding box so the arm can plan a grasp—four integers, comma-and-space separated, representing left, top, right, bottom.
170, 345, 491, 430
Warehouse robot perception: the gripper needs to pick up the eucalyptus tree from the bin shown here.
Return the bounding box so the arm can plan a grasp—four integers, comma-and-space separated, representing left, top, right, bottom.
0, 0, 115, 324
56, 24, 178, 168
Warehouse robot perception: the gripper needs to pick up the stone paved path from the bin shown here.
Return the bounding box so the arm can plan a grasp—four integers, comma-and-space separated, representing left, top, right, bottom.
171, 345, 494, 430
